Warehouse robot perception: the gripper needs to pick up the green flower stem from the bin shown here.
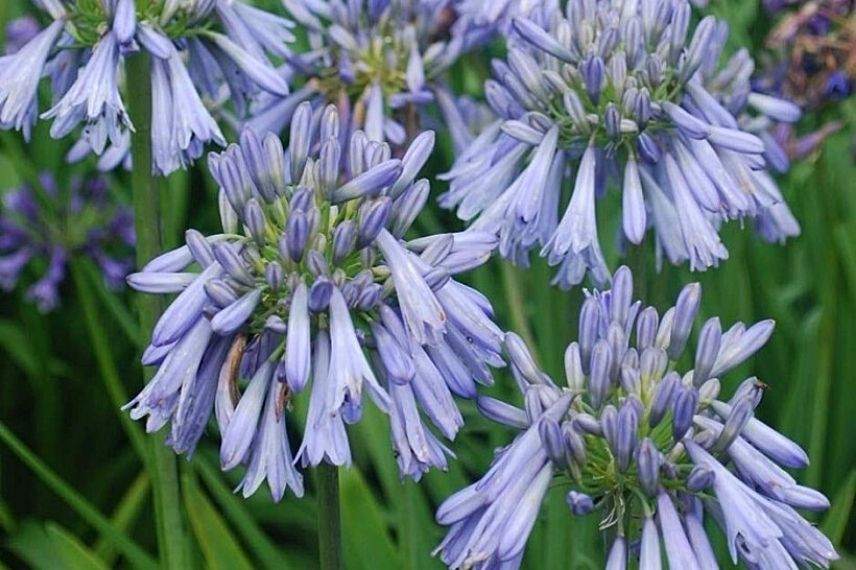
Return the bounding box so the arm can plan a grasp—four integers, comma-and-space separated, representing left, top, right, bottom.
125, 51, 188, 570
0, 421, 157, 570
315, 463, 343, 570
500, 261, 538, 359
70, 259, 148, 463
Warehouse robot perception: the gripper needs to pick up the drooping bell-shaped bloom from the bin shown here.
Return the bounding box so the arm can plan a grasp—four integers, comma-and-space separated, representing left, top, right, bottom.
0, 0, 294, 174
441, 0, 802, 289
126, 103, 503, 499
434, 265, 836, 569
0, 173, 134, 312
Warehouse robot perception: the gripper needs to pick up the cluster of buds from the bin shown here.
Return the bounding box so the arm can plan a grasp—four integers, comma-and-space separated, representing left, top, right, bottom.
441, 0, 802, 288
0, 173, 134, 312
250, 0, 491, 150
435, 266, 836, 569
125, 102, 505, 497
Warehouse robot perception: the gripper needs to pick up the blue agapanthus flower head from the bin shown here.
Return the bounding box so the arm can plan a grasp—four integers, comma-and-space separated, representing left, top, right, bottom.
441, 0, 804, 289
0, 172, 135, 312
125, 102, 504, 498
434, 265, 837, 569
248, 0, 492, 150
0, 0, 294, 175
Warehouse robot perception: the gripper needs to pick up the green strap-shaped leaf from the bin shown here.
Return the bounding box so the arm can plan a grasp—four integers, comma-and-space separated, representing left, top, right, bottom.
182, 471, 254, 570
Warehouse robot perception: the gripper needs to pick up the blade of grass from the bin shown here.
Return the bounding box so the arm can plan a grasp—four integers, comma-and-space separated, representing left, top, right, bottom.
70, 260, 148, 463
194, 457, 293, 569
93, 472, 150, 565
0, 420, 157, 569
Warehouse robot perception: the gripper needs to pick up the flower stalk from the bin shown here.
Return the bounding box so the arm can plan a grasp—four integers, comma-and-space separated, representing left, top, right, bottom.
126, 50, 187, 570
315, 464, 343, 570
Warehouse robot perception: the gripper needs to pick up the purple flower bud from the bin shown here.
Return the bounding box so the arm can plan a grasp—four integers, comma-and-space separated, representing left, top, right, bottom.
668, 283, 701, 361
615, 402, 638, 471
636, 438, 660, 495
265, 262, 283, 291
686, 465, 713, 492
579, 296, 600, 372
330, 159, 402, 203
622, 157, 646, 244
581, 54, 604, 103
562, 421, 587, 465
672, 386, 698, 441
710, 400, 808, 468
389, 131, 434, 198
112, 0, 136, 45
566, 491, 595, 516
693, 317, 721, 386
570, 411, 599, 436
513, 18, 575, 62
663, 102, 710, 139
212, 242, 254, 287
127, 272, 196, 294
656, 490, 699, 569
204, 279, 238, 308
713, 395, 754, 452
357, 197, 392, 248
650, 371, 679, 428
211, 288, 261, 334
538, 417, 566, 466
477, 396, 528, 429
330, 220, 357, 264
371, 321, 415, 384
564, 342, 584, 391
589, 339, 612, 409
636, 307, 659, 351
390, 179, 429, 238
243, 198, 267, 245
285, 211, 309, 262
505, 332, 540, 384
308, 276, 333, 312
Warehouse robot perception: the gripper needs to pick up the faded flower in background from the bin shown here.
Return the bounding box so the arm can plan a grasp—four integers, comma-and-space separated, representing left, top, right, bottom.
0, 0, 293, 175
441, 0, 803, 289
753, 0, 854, 166
249, 0, 496, 152
435, 266, 837, 569
125, 102, 504, 498
0, 173, 135, 312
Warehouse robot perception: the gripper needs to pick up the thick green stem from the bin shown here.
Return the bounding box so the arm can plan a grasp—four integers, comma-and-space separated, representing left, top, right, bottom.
315, 464, 343, 570
125, 51, 188, 570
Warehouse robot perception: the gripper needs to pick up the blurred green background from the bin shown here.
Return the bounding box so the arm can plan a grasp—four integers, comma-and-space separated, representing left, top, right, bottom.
0, 0, 853, 568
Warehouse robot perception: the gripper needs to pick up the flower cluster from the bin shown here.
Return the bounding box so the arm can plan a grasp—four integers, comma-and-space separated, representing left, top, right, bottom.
125, 102, 504, 498
751, 0, 853, 166
0, 0, 293, 174
0, 173, 134, 312
758, 0, 854, 109
249, 0, 490, 150
435, 266, 837, 569
440, 0, 803, 289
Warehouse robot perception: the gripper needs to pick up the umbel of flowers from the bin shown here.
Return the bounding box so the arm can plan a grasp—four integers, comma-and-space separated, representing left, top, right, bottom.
0, 172, 134, 312
250, 0, 492, 151
0, 0, 294, 174
440, 0, 803, 289
125, 102, 504, 498
434, 266, 837, 569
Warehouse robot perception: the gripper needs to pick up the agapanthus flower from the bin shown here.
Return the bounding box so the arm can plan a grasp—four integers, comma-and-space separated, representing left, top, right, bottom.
751, 0, 853, 166
441, 0, 803, 289
248, 0, 490, 148
435, 265, 837, 569
0, 172, 134, 312
1, 0, 293, 175
125, 102, 503, 499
